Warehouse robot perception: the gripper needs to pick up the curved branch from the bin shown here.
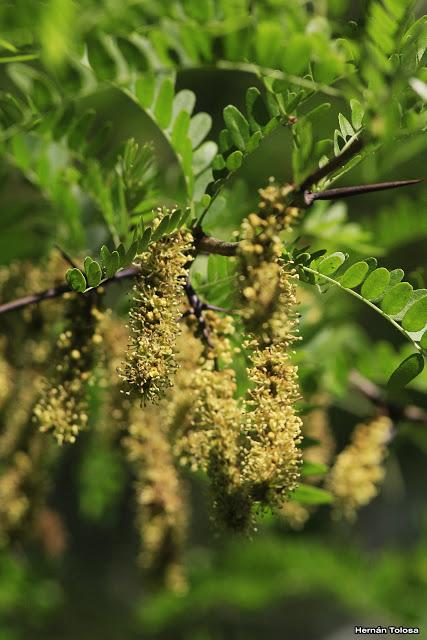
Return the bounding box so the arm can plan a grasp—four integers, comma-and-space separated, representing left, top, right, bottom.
195, 234, 238, 256
0, 266, 141, 316
0, 234, 240, 317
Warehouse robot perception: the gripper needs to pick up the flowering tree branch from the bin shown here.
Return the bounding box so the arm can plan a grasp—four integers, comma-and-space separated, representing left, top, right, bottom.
0, 234, 238, 317
0, 171, 420, 317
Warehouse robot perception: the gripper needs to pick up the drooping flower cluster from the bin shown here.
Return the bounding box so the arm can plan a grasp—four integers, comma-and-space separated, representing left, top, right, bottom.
280, 396, 335, 529
120, 228, 192, 404
326, 415, 392, 520
171, 315, 251, 530
33, 298, 103, 444
0, 433, 50, 547
124, 403, 188, 592
238, 181, 299, 339
237, 191, 304, 519
0, 451, 32, 545
240, 342, 303, 509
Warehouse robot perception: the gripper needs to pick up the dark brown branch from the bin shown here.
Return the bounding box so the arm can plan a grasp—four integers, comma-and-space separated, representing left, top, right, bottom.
54, 244, 79, 269
349, 370, 427, 425
298, 138, 364, 191
0, 266, 140, 316
195, 234, 238, 256
0, 234, 239, 317
0, 171, 421, 317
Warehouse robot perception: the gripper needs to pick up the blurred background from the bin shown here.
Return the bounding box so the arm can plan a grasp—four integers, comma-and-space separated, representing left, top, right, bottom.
1, 1, 427, 639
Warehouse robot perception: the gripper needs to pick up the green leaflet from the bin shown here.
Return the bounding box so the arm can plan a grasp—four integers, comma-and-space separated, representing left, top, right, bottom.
316, 252, 347, 276
402, 296, 427, 332
360, 268, 390, 301
381, 282, 413, 315
301, 461, 328, 478
388, 353, 425, 391
153, 77, 174, 129
339, 261, 369, 288
223, 105, 251, 151
291, 485, 333, 505
66, 268, 86, 293
189, 113, 213, 148
298, 249, 427, 387
85, 259, 102, 288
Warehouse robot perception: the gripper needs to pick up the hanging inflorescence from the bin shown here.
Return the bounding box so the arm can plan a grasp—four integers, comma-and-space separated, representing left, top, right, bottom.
124, 402, 189, 592
119, 227, 192, 404
0, 179, 401, 586
326, 415, 393, 520
33, 297, 103, 444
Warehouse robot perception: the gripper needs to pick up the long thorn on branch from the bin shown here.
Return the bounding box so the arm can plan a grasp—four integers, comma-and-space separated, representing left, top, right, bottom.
304, 179, 422, 206
0, 166, 422, 318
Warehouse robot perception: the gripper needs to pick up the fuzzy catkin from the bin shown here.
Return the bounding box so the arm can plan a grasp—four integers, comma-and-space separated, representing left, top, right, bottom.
240, 342, 303, 508
124, 404, 188, 592
120, 229, 192, 405
0, 433, 51, 546
238, 182, 299, 339
239, 207, 303, 513
33, 299, 102, 445
327, 415, 392, 520
171, 318, 252, 531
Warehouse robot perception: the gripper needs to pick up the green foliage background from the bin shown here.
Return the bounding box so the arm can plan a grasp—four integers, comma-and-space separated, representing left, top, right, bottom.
1, 0, 427, 638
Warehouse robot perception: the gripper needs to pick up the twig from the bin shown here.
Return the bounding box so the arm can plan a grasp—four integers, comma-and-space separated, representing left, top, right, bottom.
195, 233, 238, 256
0, 169, 422, 317
0, 266, 140, 316
349, 370, 427, 425
54, 244, 79, 269
298, 138, 364, 192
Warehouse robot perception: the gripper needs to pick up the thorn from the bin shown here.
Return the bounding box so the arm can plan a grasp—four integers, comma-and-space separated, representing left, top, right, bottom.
54, 244, 78, 269
304, 178, 422, 206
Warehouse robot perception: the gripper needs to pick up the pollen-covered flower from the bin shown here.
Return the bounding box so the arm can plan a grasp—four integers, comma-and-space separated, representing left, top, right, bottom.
303, 395, 335, 470
326, 415, 392, 520
120, 228, 192, 404
33, 299, 102, 444
238, 181, 299, 337
124, 403, 188, 592
0, 451, 32, 545
240, 342, 303, 509
280, 500, 310, 530
0, 430, 51, 547
172, 317, 252, 530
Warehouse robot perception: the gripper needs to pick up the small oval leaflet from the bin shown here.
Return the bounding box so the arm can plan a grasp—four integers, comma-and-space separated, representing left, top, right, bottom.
317, 251, 346, 276
381, 282, 413, 315
223, 104, 250, 151
339, 260, 369, 288
360, 267, 390, 301
402, 295, 427, 332
226, 150, 243, 171
291, 484, 333, 505
388, 353, 425, 391
66, 268, 86, 293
